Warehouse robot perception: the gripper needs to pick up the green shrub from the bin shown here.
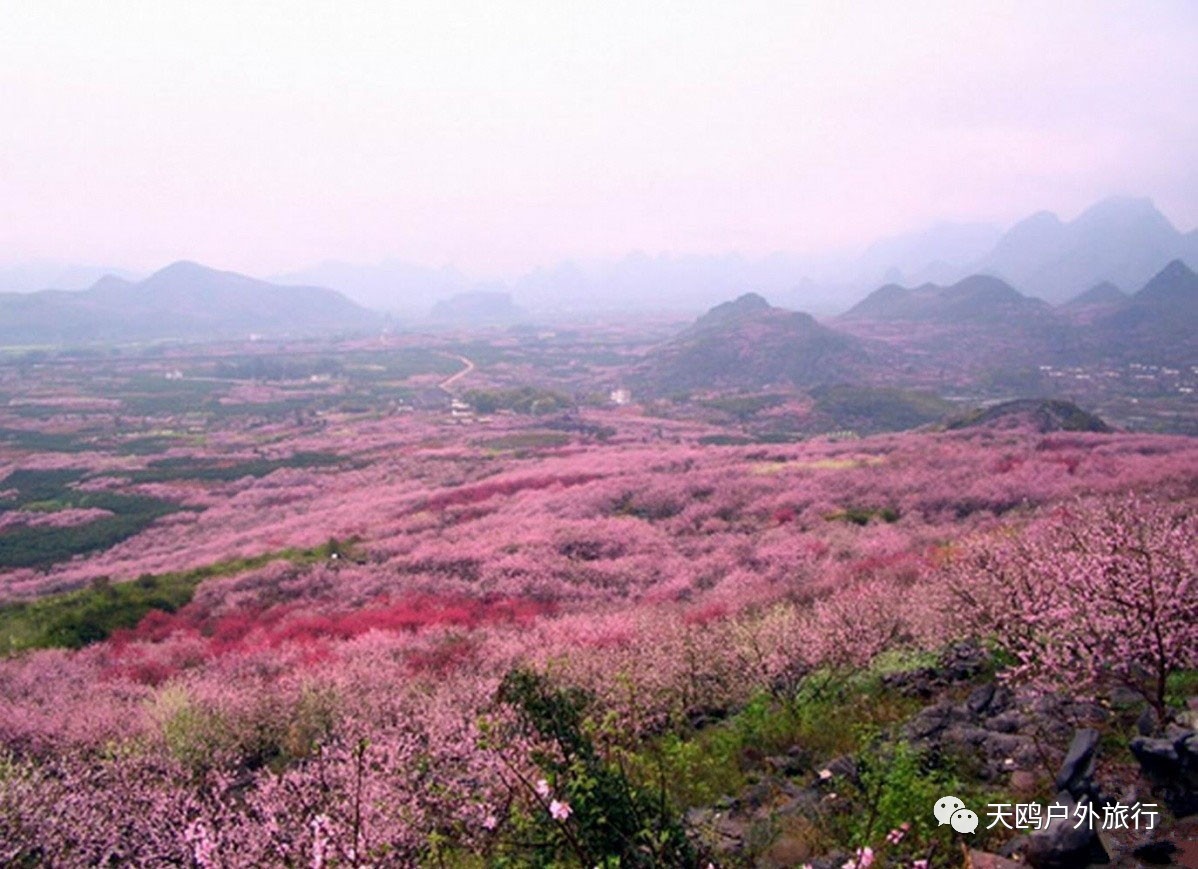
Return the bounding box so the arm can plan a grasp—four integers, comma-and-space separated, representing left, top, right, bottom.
491, 668, 700, 867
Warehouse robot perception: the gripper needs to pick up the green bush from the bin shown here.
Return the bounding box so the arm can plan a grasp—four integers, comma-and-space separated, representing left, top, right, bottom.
491, 669, 700, 868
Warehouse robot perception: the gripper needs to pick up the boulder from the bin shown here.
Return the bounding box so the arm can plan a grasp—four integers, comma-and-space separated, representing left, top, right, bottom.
1054, 728, 1099, 798
1130, 728, 1198, 817
968, 682, 997, 715
1131, 840, 1177, 864
1017, 792, 1109, 869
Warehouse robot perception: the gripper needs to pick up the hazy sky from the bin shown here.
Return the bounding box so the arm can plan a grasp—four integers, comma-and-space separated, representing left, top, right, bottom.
2, 1, 1196, 278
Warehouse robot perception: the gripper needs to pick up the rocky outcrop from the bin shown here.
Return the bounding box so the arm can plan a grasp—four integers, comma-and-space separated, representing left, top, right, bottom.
1130, 728, 1198, 817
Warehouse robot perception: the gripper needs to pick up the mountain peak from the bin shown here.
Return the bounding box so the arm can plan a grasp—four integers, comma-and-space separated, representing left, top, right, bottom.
978, 195, 1191, 303
642, 294, 867, 392
721, 291, 771, 313
693, 292, 773, 329
944, 274, 1020, 300
150, 260, 223, 281
88, 273, 135, 293
1005, 210, 1065, 236
1063, 281, 1127, 307
1073, 196, 1173, 233
843, 274, 1037, 323
1135, 259, 1197, 306
1156, 258, 1194, 281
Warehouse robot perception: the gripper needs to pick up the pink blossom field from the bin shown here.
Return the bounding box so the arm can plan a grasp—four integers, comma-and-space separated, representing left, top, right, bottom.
0, 341, 1196, 867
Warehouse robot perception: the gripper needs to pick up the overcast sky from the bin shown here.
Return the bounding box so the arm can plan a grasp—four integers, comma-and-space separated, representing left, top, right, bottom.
2, 1, 1196, 278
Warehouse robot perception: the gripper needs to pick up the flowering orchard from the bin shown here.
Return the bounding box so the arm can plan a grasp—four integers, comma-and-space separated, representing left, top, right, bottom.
1, 401, 1197, 864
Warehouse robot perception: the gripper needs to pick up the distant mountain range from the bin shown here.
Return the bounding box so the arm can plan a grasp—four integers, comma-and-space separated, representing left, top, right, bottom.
640, 259, 1197, 395
842, 274, 1051, 324
1062, 281, 1127, 309
3, 195, 1194, 319
970, 197, 1198, 304
844, 259, 1197, 365
0, 261, 380, 345
269, 197, 1196, 314
854, 222, 1003, 287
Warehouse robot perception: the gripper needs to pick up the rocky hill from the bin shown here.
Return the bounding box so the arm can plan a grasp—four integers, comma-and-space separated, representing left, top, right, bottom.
946, 399, 1113, 434
637, 293, 882, 392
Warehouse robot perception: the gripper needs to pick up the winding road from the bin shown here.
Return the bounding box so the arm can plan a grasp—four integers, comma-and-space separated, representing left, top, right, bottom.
438, 353, 475, 392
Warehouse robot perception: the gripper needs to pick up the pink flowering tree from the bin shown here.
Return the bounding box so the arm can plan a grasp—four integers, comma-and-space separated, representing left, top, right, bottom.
946, 494, 1198, 721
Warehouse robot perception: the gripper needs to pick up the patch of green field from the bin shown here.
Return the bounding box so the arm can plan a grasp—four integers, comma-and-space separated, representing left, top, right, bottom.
0, 542, 343, 653
477, 432, 571, 451
126, 450, 344, 484
0, 468, 183, 569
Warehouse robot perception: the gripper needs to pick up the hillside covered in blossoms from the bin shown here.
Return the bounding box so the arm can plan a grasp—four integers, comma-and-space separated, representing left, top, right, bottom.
0, 326, 1195, 868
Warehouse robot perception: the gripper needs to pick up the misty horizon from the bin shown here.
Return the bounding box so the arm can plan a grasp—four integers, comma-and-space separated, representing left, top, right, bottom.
3, 2, 1197, 282
3, 194, 1196, 319
3, 192, 1194, 283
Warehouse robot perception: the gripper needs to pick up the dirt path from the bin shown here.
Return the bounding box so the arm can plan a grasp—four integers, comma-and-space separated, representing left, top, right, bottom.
438, 354, 475, 391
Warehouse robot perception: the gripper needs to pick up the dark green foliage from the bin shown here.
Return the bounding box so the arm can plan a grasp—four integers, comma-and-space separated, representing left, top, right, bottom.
0, 428, 89, 453
827, 506, 901, 526
497, 669, 699, 867
115, 435, 184, 456
127, 451, 343, 484
0, 469, 181, 569
0, 497, 179, 569
464, 386, 574, 416
0, 468, 85, 503
697, 393, 787, 421
478, 432, 572, 451
810, 385, 956, 434
697, 434, 754, 446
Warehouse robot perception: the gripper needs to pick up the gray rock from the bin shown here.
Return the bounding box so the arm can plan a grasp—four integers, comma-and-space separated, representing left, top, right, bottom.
1109, 686, 1143, 707
822, 754, 858, 782
988, 711, 1025, 734
774, 788, 821, 818
1054, 728, 1099, 798
1131, 840, 1177, 864
741, 779, 777, 810
906, 703, 955, 739
1137, 705, 1160, 736
811, 853, 850, 869
1130, 729, 1198, 817
968, 683, 997, 715
1018, 792, 1108, 869
1130, 735, 1180, 767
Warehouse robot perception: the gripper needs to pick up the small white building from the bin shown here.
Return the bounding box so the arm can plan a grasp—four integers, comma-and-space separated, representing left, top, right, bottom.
610, 388, 632, 406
